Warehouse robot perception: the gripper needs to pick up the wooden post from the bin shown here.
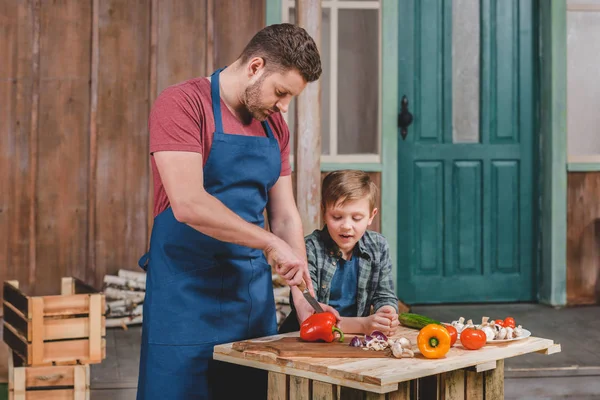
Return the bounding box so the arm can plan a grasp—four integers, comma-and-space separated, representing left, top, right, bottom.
294, 0, 322, 235
31, 297, 44, 365
88, 294, 102, 363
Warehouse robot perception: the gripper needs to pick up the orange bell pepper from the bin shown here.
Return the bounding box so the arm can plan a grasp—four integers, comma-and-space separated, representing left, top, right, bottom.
417, 324, 451, 359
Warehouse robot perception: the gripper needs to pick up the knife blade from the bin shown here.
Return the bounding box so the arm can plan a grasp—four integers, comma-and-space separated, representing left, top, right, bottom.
297, 280, 325, 313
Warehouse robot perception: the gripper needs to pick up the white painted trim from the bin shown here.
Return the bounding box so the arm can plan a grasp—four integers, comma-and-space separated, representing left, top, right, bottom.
330, 5, 339, 156
321, 154, 380, 163
567, 4, 600, 12
289, 154, 381, 164
567, 154, 600, 163
284, 0, 382, 159
285, 0, 379, 9
378, 3, 383, 155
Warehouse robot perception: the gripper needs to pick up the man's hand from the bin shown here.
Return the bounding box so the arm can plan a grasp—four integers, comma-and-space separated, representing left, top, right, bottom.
264, 237, 306, 287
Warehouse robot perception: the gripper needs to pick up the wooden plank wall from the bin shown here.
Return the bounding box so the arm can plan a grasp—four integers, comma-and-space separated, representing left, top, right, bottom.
567, 172, 600, 305
0, 0, 265, 301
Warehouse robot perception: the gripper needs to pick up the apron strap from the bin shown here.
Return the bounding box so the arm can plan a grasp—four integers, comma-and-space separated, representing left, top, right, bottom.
138, 252, 150, 272
211, 66, 274, 139
210, 67, 226, 132
262, 120, 274, 139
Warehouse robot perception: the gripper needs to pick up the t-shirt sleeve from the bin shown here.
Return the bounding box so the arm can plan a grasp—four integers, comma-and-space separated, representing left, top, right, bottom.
268, 113, 292, 176
149, 86, 203, 155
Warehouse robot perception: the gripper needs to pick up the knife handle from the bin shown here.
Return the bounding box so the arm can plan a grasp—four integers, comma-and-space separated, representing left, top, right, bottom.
297, 280, 307, 293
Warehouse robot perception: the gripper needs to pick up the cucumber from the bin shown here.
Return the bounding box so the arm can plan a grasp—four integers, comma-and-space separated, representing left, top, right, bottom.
399, 313, 441, 330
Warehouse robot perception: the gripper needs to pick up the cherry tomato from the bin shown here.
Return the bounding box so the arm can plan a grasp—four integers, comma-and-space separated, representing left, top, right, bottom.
494, 319, 505, 327
443, 324, 458, 346
460, 328, 487, 350
503, 317, 516, 329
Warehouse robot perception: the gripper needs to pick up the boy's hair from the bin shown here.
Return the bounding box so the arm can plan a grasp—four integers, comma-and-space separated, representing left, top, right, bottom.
239, 23, 322, 82
321, 170, 379, 212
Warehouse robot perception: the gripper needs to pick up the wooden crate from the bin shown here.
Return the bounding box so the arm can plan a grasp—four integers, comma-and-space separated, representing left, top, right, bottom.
8, 351, 89, 400
3, 278, 106, 366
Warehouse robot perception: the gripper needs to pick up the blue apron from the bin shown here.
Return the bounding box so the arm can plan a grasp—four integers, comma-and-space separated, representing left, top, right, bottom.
136, 67, 280, 400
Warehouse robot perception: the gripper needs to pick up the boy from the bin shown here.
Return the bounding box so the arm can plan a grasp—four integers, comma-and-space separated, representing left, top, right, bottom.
282, 170, 399, 336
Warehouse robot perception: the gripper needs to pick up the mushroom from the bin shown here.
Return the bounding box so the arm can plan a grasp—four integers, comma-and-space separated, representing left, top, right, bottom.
497, 327, 507, 340
398, 337, 411, 348
513, 325, 523, 337
391, 341, 404, 358
451, 317, 465, 333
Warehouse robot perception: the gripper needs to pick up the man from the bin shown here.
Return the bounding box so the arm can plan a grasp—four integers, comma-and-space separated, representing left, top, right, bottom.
137, 23, 338, 400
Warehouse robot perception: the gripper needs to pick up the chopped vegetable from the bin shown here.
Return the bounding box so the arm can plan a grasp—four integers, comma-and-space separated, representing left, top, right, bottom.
349, 336, 363, 347
417, 324, 451, 359
371, 330, 388, 341
300, 312, 344, 343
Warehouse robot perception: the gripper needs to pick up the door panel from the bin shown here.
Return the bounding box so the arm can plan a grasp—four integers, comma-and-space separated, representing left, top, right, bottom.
397, 0, 535, 303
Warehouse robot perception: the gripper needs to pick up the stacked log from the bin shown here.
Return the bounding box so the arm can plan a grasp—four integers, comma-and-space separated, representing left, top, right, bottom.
103, 269, 293, 329
104, 270, 145, 329
272, 272, 291, 328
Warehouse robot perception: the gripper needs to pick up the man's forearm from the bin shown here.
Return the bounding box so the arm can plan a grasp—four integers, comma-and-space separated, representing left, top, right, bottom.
176, 191, 279, 251
269, 214, 306, 260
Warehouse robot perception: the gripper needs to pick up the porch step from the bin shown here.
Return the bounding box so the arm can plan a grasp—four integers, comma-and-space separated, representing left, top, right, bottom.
505, 366, 600, 399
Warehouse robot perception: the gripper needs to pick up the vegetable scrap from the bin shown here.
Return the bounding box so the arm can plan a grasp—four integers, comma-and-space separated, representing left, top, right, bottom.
349, 330, 414, 359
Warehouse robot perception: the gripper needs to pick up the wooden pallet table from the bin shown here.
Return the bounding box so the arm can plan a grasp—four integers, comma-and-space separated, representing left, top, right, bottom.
214, 326, 561, 400
3, 278, 106, 367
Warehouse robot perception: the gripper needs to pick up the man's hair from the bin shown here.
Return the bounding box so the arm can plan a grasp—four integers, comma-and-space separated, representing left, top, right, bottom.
239, 23, 322, 82
321, 170, 379, 213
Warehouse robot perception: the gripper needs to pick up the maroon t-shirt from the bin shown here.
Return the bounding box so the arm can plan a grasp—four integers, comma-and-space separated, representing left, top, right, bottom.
149, 77, 292, 217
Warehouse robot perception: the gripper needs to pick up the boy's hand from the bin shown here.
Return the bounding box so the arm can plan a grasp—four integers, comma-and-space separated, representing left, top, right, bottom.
364, 313, 397, 337
295, 300, 341, 325
374, 306, 399, 336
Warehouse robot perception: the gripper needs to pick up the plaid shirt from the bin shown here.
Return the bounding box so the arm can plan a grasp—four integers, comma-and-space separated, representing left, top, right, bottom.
303, 227, 398, 317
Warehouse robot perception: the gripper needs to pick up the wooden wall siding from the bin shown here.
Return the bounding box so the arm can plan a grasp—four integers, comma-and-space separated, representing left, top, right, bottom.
213, 0, 265, 68
36, 0, 92, 292
0, 0, 265, 302
1, 1, 35, 295
567, 172, 600, 305
92, 0, 151, 289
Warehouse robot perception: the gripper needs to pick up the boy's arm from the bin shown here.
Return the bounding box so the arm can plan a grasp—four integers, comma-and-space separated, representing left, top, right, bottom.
371, 238, 400, 313
290, 236, 339, 323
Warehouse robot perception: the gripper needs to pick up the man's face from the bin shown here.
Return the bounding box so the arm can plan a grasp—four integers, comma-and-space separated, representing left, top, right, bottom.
243, 68, 307, 121
323, 198, 377, 258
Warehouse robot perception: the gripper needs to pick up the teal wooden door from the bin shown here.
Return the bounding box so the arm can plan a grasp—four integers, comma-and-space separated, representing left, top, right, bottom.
397, 0, 535, 303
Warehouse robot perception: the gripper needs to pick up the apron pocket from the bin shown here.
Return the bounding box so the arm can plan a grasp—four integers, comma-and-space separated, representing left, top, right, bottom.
147, 266, 224, 345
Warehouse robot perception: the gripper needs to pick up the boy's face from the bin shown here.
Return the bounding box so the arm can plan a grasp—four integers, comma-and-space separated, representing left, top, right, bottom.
324, 198, 378, 258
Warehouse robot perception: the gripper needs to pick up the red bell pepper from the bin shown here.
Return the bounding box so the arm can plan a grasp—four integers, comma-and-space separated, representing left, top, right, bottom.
300, 312, 344, 343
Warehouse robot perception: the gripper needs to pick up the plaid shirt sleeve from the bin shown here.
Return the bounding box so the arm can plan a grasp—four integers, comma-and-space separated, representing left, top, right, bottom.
370, 237, 399, 313
305, 235, 320, 297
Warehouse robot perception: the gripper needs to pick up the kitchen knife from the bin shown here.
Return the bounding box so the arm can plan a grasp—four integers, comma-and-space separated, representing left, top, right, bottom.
297, 280, 325, 313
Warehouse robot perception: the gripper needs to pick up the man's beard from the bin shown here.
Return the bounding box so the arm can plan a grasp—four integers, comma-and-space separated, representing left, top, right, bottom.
244, 75, 270, 121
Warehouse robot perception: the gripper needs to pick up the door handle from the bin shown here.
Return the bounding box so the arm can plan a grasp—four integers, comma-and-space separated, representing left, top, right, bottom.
398, 95, 413, 140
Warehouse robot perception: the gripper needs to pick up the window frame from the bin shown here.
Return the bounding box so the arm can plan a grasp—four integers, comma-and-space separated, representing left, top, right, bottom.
281, 0, 383, 164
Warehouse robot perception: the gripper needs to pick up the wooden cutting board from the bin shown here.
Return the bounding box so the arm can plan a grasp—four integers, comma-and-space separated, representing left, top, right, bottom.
231, 336, 393, 358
